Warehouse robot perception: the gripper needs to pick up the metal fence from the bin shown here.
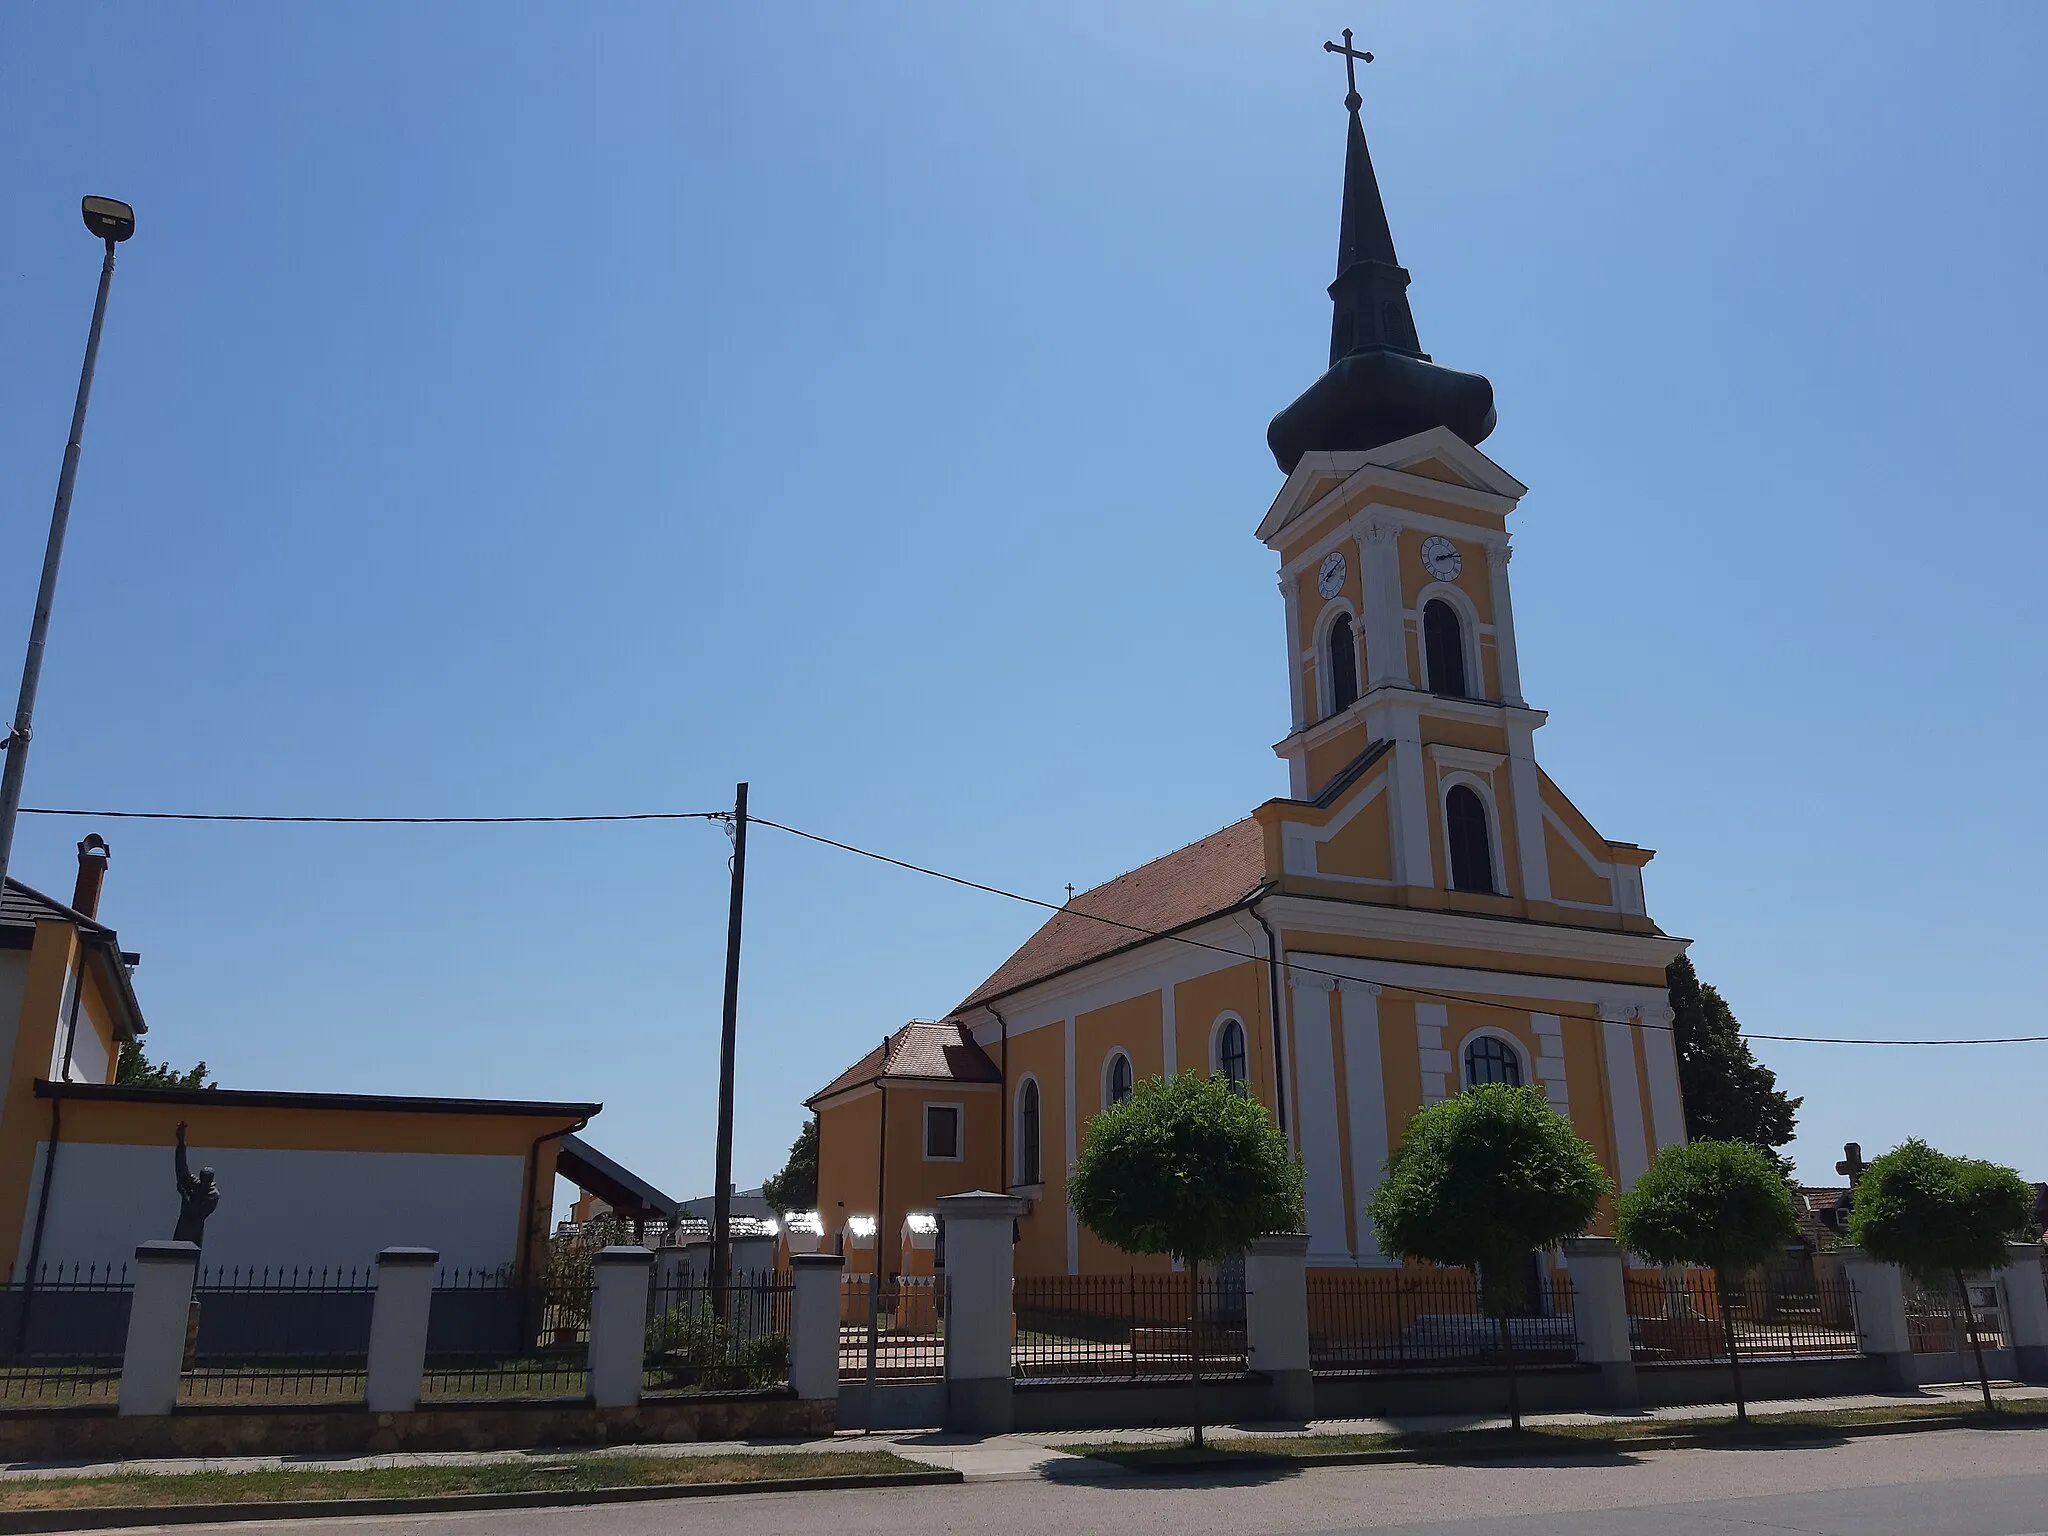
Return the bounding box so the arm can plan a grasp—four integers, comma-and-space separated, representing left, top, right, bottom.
1906, 1279, 2008, 1356
419, 1267, 588, 1400
180, 1266, 376, 1404
839, 1275, 946, 1381
1013, 1272, 1248, 1382
644, 1269, 791, 1395
0, 1263, 133, 1405
1626, 1271, 1860, 1364
1308, 1268, 1575, 1375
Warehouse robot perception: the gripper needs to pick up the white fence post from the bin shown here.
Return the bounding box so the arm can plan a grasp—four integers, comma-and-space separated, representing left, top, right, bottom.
118, 1240, 199, 1417
936, 1191, 1023, 1434
1562, 1236, 1637, 1408
790, 1253, 845, 1402
1837, 1246, 1915, 1389
587, 1245, 654, 1409
1996, 1240, 2048, 1385
365, 1246, 438, 1413
1245, 1233, 1312, 1420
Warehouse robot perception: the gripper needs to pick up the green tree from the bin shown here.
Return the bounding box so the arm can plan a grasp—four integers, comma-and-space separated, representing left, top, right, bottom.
114, 1039, 215, 1090
1616, 1139, 1799, 1424
1068, 1072, 1304, 1447
1368, 1085, 1611, 1430
760, 1119, 818, 1213
1849, 1139, 2035, 1412
1666, 956, 1800, 1166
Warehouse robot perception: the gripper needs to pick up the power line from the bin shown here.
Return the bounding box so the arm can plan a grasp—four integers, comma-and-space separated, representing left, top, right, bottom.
18, 800, 2042, 1047
21, 807, 727, 825
748, 816, 2048, 1048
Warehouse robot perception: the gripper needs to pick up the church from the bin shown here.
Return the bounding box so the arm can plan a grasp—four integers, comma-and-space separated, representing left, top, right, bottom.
807, 45, 1690, 1278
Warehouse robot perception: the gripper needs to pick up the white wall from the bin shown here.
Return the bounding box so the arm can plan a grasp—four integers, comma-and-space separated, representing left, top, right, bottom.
17, 1142, 528, 1276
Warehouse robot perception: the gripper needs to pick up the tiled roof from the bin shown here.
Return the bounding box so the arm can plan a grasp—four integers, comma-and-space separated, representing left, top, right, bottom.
807, 1020, 1002, 1107
0, 879, 106, 936
953, 817, 1269, 1013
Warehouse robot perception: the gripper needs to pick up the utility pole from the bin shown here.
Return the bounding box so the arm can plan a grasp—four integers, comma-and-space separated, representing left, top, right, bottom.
710, 781, 748, 1321
0, 198, 135, 899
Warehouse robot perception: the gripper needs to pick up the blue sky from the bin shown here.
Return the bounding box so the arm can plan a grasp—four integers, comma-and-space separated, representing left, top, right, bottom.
0, 3, 2041, 1203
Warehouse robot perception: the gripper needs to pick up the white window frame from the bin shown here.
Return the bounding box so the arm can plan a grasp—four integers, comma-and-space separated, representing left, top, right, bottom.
1209, 1012, 1250, 1089
1438, 769, 1508, 898
1314, 598, 1362, 719
1456, 1027, 1532, 1093
1013, 1074, 1043, 1188
1100, 1048, 1135, 1110
922, 1101, 965, 1163
1416, 583, 1483, 699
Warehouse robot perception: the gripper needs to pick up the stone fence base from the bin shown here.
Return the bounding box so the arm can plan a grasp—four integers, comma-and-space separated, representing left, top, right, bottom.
0, 1392, 833, 1462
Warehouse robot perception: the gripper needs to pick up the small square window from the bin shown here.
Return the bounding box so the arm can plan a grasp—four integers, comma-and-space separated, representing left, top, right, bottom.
924, 1105, 960, 1161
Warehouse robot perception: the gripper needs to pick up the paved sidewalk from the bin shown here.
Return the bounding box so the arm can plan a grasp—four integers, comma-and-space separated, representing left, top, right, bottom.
0, 1381, 2038, 1486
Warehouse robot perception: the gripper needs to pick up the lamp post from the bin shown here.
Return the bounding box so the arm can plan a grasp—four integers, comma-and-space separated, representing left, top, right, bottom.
0, 197, 135, 899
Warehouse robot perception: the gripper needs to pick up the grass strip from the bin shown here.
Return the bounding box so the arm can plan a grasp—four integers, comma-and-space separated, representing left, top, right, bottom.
0, 1452, 924, 1512
1057, 1399, 2048, 1468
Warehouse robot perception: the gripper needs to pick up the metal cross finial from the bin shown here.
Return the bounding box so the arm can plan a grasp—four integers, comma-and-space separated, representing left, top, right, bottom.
1323, 28, 1373, 113
1065, 882, 1075, 904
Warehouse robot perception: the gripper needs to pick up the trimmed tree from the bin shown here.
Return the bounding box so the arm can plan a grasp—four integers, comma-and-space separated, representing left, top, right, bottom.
1068, 1071, 1304, 1447
1849, 1139, 2036, 1412
1368, 1085, 1611, 1430
1615, 1139, 1798, 1424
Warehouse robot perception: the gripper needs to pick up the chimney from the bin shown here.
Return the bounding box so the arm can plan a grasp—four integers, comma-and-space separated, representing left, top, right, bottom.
71, 835, 109, 920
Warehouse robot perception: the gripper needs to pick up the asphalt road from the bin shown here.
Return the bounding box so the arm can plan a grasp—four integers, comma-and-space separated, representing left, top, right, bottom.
150, 1425, 2048, 1536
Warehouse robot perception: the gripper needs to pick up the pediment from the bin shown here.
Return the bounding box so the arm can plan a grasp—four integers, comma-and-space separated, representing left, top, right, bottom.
1257, 427, 1527, 546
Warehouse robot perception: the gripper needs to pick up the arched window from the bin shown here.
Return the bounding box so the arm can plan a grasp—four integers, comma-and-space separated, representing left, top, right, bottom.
1423, 599, 1468, 699
1327, 611, 1359, 715
1446, 784, 1496, 894
1016, 1078, 1041, 1186
1464, 1035, 1523, 1089
1105, 1051, 1133, 1108
1215, 1018, 1248, 1095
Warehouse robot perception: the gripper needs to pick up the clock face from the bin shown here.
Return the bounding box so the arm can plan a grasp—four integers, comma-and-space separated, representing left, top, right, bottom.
1420, 535, 1462, 582
1317, 550, 1347, 600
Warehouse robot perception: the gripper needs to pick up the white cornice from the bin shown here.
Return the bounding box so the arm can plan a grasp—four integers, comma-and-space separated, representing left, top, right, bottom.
1258, 892, 1689, 971
1289, 951, 1674, 1012
1273, 688, 1547, 758
1258, 429, 1527, 546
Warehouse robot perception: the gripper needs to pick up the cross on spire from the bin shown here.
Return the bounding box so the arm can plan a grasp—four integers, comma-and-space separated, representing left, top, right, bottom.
1323, 27, 1373, 113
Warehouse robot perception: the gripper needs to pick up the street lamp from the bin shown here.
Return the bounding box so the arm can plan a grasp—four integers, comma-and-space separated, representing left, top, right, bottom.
0, 197, 135, 901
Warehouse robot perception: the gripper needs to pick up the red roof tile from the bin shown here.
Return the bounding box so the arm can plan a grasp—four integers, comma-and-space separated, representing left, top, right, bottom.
953, 817, 1269, 1014
807, 1020, 1001, 1107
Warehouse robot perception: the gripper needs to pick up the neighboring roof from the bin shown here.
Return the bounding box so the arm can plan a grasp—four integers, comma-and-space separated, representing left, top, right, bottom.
556, 1133, 679, 1219
0, 878, 148, 1041
38, 1081, 599, 1119
807, 1019, 1002, 1107
953, 818, 1269, 1014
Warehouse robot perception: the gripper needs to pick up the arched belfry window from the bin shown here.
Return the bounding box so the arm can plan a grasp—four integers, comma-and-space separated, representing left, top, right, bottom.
1215, 1018, 1248, 1095
1327, 611, 1359, 715
1464, 1035, 1522, 1089
1016, 1078, 1041, 1186
1446, 784, 1496, 894
1423, 600, 1468, 699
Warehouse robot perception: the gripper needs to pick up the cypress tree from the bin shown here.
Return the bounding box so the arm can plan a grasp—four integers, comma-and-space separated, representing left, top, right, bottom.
1666, 955, 1800, 1160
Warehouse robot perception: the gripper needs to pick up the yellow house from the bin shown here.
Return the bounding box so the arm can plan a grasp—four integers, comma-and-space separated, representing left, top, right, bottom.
809, 72, 1690, 1276
1, 839, 600, 1281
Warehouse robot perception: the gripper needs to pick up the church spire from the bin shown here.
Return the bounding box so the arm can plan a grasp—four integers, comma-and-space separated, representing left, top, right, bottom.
1267, 31, 1496, 474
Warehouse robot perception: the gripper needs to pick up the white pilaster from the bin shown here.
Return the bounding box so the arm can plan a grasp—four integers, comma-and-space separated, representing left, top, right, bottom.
1415, 1001, 1452, 1105
1280, 575, 1306, 731
1245, 1232, 1313, 1419
1161, 983, 1177, 1078
588, 1246, 654, 1409
1530, 1012, 1569, 1115
789, 1253, 845, 1401
937, 1192, 1025, 1433
1355, 513, 1408, 688
1639, 1002, 1686, 1152
1338, 982, 1389, 1261
1288, 974, 1349, 1263
1484, 538, 1524, 706
1600, 1003, 1650, 1189
1506, 719, 1551, 904
1390, 729, 1435, 889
